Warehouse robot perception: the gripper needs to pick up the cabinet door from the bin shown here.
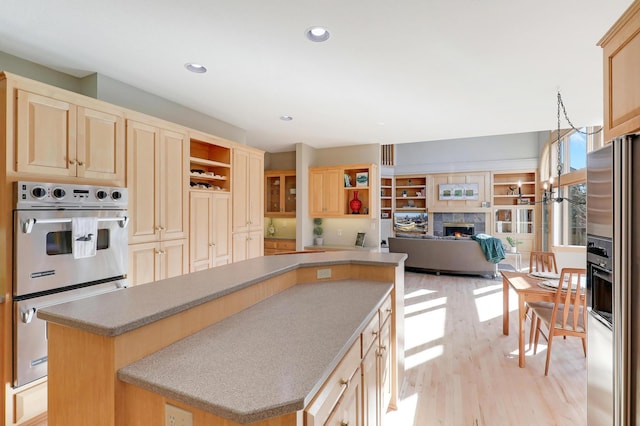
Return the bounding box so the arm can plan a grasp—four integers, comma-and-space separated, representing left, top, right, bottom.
127, 120, 160, 244
232, 149, 250, 233
76, 106, 125, 184
232, 232, 249, 262
190, 192, 213, 271
379, 317, 392, 416
128, 242, 160, 286
16, 90, 77, 177
309, 169, 326, 217
325, 367, 362, 426
248, 152, 264, 231
247, 230, 263, 259
362, 344, 379, 426
309, 168, 342, 216
160, 239, 188, 280
159, 129, 188, 241
212, 192, 232, 265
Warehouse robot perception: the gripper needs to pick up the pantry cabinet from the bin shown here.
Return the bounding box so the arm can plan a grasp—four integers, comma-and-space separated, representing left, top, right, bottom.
232, 146, 264, 261
127, 120, 189, 244
15, 89, 125, 184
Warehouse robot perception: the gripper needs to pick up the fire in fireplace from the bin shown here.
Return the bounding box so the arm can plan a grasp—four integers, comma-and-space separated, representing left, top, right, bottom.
443, 222, 475, 236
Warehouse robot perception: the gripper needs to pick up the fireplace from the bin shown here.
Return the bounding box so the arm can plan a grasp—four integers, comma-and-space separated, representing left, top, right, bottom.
443, 222, 475, 236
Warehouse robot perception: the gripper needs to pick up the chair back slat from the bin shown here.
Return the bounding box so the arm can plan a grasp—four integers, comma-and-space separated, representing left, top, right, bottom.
552, 268, 587, 332
529, 251, 558, 273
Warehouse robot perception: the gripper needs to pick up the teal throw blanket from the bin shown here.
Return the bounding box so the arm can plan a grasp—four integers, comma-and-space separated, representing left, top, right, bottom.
470, 233, 506, 264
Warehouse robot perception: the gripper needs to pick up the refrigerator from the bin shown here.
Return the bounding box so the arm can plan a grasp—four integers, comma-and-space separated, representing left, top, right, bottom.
587, 134, 640, 425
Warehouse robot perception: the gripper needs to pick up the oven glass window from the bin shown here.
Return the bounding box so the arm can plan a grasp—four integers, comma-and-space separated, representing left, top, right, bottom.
45, 229, 110, 255
591, 266, 613, 324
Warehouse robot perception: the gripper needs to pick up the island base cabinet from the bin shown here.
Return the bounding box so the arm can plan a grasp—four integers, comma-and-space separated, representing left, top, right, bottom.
304, 338, 361, 426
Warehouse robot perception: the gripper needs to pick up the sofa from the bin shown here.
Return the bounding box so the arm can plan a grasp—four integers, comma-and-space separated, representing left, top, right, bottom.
388, 235, 499, 278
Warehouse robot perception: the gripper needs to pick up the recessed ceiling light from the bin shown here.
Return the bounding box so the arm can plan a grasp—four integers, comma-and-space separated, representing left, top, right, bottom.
185, 63, 207, 73
280, 115, 293, 121
305, 27, 330, 42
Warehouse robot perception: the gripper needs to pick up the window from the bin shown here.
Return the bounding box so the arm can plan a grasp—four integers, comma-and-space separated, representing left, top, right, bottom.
547, 127, 597, 247
552, 183, 586, 246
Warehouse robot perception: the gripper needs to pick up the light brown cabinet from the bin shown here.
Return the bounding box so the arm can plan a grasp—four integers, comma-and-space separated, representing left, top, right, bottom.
309, 167, 343, 217
15, 89, 125, 184
189, 191, 231, 271
263, 238, 296, 255
127, 119, 189, 285
232, 146, 264, 261
361, 295, 393, 426
599, 2, 640, 140
305, 338, 362, 426
309, 164, 378, 218
265, 170, 296, 217
127, 239, 188, 286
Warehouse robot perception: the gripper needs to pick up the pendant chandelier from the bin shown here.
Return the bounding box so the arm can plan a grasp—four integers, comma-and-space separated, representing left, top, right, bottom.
530, 91, 600, 205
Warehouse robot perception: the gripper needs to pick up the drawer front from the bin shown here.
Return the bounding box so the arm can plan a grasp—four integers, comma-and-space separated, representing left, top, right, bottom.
304, 337, 361, 426
379, 294, 393, 325
14, 381, 47, 423
361, 313, 379, 357
264, 240, 278, 249
278, 240, 296, 250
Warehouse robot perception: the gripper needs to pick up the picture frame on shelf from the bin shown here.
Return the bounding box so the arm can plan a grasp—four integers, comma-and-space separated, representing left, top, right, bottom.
344, 174, 352, 187
355, 232, 366, 247
355, 172, 369, 187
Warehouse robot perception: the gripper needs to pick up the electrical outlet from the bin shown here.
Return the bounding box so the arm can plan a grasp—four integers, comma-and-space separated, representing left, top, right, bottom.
337, 228, 342, 236
165, 404, 193, 426
317, 268, 332, 279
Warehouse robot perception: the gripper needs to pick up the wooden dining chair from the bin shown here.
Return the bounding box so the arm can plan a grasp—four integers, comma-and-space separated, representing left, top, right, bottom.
532, 267, 587, 375
525, 251, 559, 348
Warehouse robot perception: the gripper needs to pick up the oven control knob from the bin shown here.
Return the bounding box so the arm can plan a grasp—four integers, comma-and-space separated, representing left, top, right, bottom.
52, 188, 66, 199
111, 191, 122, 200
31, 186, 47, 199
96, 190, 108, 200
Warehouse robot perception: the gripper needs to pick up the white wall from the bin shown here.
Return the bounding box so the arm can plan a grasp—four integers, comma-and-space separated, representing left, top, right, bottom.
394, 131, 543, 174
95, 74, 245, 144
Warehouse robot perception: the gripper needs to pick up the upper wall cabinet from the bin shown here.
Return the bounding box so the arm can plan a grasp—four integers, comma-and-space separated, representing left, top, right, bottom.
265, 170, 296, 217
15, 89, 125, 185
309, 164, 378, 218
599, 2, 640, 140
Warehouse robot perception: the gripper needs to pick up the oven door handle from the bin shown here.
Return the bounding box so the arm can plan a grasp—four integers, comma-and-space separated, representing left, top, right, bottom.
22, 216, 129, 234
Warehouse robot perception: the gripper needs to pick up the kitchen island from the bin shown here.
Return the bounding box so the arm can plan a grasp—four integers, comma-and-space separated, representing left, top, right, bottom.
38, 251, 406, 426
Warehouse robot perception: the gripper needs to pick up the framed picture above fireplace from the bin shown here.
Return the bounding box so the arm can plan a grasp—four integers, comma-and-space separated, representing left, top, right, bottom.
438, 183, 479, 200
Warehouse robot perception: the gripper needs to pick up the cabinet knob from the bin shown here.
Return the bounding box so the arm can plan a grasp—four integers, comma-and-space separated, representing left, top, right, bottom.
69, 159, 76, 165
77, 160, 84, 166
372, 330, 378, 336
210, 243, 216, 247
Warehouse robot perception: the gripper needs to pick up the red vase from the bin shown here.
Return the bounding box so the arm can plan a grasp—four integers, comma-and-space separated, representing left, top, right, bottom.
350, 191, 362, 214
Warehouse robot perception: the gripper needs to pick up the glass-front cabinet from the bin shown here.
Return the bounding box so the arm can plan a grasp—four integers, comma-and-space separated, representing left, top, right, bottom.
265, 170, 296, 217
494, 206, 535, 252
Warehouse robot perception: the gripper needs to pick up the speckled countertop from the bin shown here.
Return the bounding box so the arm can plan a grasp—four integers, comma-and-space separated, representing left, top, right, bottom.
37, 251, 406, 337
118, 280, 392, 424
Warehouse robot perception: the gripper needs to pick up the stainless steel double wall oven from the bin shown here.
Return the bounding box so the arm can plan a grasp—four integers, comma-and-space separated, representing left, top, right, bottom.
13, 181, 129, 387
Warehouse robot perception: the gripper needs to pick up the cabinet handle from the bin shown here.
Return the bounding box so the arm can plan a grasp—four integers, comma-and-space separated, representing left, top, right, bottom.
341, 422, 349, 426
69, 159, 76, 165
210, 243, 216, 247
77, 160, 84, 166
372, 330, 378, 336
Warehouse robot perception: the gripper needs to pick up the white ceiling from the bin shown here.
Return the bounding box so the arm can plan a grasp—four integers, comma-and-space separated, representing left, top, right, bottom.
0, 0, 632, 153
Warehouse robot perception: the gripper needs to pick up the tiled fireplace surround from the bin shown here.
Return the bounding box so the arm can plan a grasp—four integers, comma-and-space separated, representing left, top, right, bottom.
432, 212, 486, 237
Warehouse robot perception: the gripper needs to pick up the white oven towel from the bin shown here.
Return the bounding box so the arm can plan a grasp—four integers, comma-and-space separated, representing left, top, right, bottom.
72, 217, 98, 259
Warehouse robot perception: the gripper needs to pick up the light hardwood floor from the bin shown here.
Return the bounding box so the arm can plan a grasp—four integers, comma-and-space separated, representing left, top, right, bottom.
385, 270, 587, 426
